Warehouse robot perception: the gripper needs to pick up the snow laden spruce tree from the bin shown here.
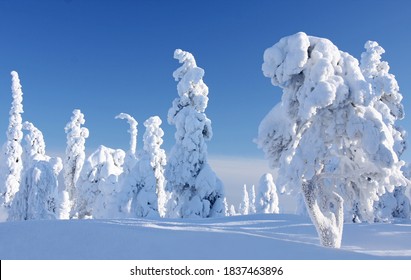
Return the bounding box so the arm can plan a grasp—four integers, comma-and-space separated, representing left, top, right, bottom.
165, 49, 225, 218
10, 122, 63, 220
63, 109, 89, 218
0, 71, 24, 220
361, 41, 410, 221
122, 116, 167, 218
256, 32, 407, 248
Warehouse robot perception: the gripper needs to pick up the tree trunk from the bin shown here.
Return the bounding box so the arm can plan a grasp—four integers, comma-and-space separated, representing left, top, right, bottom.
302, 178, 344, 248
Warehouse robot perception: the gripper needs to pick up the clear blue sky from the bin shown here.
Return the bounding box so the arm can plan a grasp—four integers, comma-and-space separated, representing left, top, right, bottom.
1, 0, 410, 165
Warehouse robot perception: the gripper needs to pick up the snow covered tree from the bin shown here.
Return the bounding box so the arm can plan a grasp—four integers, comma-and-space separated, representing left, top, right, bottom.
9, 122, 63, 220
229, 204, 237, 216
239, 185, 250, 215
256, 173, 279, 214
122, 116, 166, 218
256, 32, 407, 248
360, 40, 409, 222
0, 71, 24, 220
63, 109, 89, 217
75, 145, 125, 219
165, 49, 225, 218
249, 185, 257, 214
115, 113, 138, 173
143, 116, 167, 217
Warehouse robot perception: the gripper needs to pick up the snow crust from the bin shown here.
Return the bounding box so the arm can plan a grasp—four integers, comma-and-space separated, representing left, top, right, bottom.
1, 214, 410, 260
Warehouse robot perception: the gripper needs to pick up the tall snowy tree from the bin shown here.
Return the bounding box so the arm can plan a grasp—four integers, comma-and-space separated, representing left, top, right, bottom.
9, 122, 62, 220
63, 109, 89, 217
256, 173, 279, 214
256, 32, 407, 248
165, 49, 225, 218
0, 71, 24, 220
115, 113, 138, 173
360, 41, 410, 222
122, 116, 167, 218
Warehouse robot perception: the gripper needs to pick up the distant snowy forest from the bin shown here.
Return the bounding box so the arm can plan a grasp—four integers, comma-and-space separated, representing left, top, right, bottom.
0, 32, 410, 249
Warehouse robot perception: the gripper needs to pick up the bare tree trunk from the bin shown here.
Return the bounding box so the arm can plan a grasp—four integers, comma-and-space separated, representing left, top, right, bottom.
302, 178, 344, 248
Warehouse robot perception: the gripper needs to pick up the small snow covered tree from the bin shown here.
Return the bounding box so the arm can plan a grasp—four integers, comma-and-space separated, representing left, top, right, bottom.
76, 145, 125, 219
63, 109, 89, 217
249, 185, 257, 214
115, 113, 138, 173
165, 49, 225, 218
256, 32, 407, 248
9, 122, 63, 220
122, 116, 166, 218
239, 185, 250, 215
229, 204, 237, 216
257, 173, 279, 214
0, 71, 24, 219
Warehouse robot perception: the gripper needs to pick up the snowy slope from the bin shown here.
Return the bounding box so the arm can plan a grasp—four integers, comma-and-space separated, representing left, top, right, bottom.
0, 214, 410, 260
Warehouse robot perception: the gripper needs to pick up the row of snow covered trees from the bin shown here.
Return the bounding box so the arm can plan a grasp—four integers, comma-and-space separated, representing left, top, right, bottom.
0, 48, 280, 222
256, 32, 411, 248
0, 49, 234, 221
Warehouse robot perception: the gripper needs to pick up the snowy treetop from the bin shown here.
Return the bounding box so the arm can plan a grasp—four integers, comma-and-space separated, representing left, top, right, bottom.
361, 41, 404, 122
262, 32, 372, 121
169, 49, 209, 123
115, 113, 138, 156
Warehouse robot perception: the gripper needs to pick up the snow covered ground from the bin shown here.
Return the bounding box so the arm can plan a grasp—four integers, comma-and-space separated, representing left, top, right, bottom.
1, 214, 410, 260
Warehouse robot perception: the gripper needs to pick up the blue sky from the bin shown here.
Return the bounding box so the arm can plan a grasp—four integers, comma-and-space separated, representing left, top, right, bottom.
1, 0, 411, 204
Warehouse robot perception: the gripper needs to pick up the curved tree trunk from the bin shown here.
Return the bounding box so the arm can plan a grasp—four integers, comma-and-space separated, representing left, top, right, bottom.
302, 178, 344, 248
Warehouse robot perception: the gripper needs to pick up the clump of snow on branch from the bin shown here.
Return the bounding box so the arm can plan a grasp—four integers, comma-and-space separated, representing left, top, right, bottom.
165, 49, 225, 218
1, 71, 24, 219
63, 109, 89, 217
115, 113, 138, 172
257, 32, 407, 248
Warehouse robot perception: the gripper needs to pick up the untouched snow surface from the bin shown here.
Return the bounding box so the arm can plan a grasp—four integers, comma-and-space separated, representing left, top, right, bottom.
1, 214, 410, 260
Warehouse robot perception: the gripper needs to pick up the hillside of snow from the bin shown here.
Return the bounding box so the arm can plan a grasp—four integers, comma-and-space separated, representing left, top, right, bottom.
1, 214, 410, 260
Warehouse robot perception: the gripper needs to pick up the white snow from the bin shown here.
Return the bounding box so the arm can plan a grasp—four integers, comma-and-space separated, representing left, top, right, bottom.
0, 214, 410, 259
